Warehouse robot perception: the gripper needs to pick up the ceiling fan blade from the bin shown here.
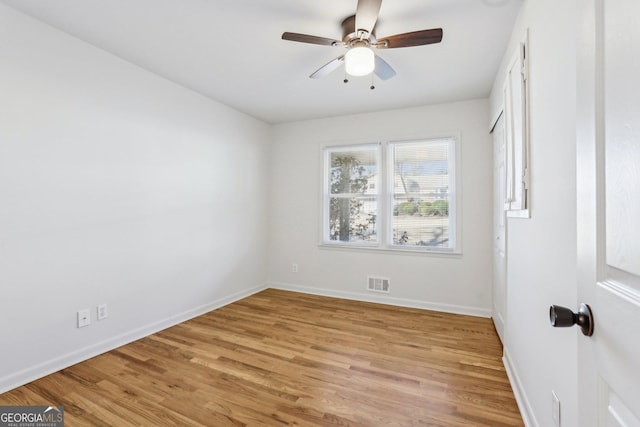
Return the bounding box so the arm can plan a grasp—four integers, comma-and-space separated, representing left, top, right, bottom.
355, 0, 382, 35
282, 32, 341, 46
310, 55, 346, 79
376, 28, 443, 49
374, 55, 396, 80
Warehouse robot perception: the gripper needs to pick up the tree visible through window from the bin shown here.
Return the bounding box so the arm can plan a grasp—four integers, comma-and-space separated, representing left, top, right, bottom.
326, 145, 378, 243
323, 138, 457, 252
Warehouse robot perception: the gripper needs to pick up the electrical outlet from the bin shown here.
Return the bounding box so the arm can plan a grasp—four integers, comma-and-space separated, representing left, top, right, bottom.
551, 390, 561, 427
77, 309, 91, 328
97, 304, 108, 320
292, 263, 298, 273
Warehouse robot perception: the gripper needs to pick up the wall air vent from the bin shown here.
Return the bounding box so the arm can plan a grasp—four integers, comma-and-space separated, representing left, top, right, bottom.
367, 276, 390, 293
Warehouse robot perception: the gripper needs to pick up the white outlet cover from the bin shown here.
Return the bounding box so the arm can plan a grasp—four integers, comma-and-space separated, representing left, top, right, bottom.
97, 304, 108, 320
77, 309, 91, 328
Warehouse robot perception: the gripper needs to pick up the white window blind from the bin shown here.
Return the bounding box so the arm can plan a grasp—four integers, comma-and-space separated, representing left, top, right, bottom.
389, 139, 454, 249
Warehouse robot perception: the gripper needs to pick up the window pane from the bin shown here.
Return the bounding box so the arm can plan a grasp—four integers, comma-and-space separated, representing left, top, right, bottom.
327, 146, 378, 243
329, 196, 377, 242
391, 140, 452, 248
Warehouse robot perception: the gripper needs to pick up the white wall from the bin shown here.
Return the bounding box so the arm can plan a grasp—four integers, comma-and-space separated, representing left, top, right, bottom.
269, 99, 493, 315
0, 4, 271, 392
490, 1, 578, 426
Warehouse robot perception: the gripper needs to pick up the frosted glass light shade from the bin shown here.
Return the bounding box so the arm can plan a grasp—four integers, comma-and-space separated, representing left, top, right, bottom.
345, 47, 375, 76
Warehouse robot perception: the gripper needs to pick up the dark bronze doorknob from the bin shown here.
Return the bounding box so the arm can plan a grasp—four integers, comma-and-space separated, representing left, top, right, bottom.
549, 303, 594, 336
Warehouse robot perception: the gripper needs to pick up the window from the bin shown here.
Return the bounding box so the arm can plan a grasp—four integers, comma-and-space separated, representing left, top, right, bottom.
503, 31, 530, 218
324, 144, 379, 245
322, 138, 458, 253
389, 139, 455, 249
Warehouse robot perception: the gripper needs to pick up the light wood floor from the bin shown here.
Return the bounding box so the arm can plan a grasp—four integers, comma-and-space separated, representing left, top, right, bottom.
0, 289, 523, 426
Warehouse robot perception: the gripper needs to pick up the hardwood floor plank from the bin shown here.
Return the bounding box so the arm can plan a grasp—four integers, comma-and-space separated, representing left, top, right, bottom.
0, 289, 523, 426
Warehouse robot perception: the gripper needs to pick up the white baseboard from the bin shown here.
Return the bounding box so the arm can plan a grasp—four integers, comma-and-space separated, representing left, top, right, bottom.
0, 283, 268, 394
492, 308, 505, 343
503, 347, 537, 427
268, 281, 492, 318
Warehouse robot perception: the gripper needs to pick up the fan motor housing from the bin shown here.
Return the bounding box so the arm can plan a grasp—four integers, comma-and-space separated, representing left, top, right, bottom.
341, 15, 376, 45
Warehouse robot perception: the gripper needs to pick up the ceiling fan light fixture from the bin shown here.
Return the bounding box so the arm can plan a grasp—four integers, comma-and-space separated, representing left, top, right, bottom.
345, 46, 375, 76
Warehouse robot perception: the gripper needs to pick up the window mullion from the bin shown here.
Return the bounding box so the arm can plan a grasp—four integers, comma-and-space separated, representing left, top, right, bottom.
382, 141, 391, 249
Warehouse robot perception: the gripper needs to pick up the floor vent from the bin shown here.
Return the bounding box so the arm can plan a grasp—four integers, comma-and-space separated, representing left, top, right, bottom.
367, 276, 390, 293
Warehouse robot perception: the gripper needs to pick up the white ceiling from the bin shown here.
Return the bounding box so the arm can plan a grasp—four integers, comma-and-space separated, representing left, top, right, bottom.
1, 0, 522, 124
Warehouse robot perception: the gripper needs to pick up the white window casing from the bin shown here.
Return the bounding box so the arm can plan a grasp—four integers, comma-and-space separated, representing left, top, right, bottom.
321, 137, 460, 254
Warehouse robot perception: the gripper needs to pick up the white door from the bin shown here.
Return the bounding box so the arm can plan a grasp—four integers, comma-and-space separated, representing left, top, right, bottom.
492, 112, 507, 343
577, 0, 640, 425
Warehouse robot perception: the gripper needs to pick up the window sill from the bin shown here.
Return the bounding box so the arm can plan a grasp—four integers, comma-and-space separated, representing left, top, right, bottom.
318, 242, 462, 257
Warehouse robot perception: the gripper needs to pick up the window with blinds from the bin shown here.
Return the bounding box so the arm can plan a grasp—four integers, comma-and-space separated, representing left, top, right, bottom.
322, 138, 457, 252
389, 139, 455, 249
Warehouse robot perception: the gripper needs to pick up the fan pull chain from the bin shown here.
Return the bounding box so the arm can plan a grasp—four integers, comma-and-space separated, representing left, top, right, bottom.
370, 74, 376, 90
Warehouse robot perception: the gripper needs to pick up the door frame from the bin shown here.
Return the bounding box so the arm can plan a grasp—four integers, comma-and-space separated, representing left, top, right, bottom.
491, 110, 507, 344
576, 0, 600, 421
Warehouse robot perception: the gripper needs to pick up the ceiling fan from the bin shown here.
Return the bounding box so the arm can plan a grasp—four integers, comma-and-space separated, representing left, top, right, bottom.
282, 0, 443, 81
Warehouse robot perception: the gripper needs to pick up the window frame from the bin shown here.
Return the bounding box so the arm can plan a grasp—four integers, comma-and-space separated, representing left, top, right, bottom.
320, 136, 461, 255
322, 143, 381, 248
387, 138, 458, 253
